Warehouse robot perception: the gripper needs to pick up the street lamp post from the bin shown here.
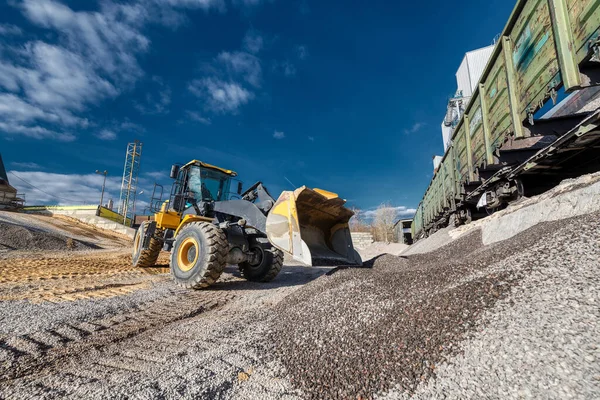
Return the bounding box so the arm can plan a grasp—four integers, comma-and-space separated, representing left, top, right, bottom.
95, 170, 108, 208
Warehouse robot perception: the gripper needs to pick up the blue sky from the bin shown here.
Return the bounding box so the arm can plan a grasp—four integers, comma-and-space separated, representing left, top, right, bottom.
0, 0, 516, 218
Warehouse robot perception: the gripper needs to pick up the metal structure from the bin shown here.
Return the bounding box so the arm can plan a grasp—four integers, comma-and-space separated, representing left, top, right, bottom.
0, 153, 25, 210
442, 46, 495, 152
413, 0, 600, 240
95, 170, 108, 208
118, 141, 142, 226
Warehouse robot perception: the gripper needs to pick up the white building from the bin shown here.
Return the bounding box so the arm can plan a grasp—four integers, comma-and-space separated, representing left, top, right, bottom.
441, 45, 495, 152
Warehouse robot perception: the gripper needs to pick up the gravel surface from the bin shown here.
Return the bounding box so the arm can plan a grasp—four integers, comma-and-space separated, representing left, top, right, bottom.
383, 212, 600, 400
0, 211, 129, 252
0, 256, 330, 399
400, 226, 453, 256
0, 204, 598, 399
267, 212, 599, 399
0, 221, 94, 252
358, 242, 409, 261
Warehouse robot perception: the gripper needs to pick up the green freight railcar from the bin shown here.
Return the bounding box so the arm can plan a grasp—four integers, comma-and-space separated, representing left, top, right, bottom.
413, 0, 600, 239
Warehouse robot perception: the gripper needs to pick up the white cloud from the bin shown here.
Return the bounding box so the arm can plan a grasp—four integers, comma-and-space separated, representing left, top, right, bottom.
155, 0, 225, 9
186, 110, 212, 125
189, 78, 254, 114
120, 121, 146, 133
282, 61, 296, 77
0, 93, 86, 128
296, 45, 308, 60
232, 0, 266, 7
273, 60, 297, 77
0, 121, 74, 141
273, 130, 285, 139
134, 77, 172, 115
243, 30, 264, 54
96, 129, 117, 140
362, 206, 417, 221
8, 170, 122, 206
145, 171, 167, 181
18, 42, 117, 109
10, 162, 41, 169
404, 122, 425, 135
21, 0, 150, 82
217, 51, 262, 88
308, 136, 315, 141
0, 24, 23, 36
188, 28, 267, 115
0, 0, 147, 140
0, 0, 227, 141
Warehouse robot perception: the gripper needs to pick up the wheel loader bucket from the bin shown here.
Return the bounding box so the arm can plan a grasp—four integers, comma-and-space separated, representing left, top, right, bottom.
266, 187, 362, 266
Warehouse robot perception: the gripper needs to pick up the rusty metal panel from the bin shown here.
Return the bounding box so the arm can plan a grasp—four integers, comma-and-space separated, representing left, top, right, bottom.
570, 0, 600, 61
510, 0, 561, 119
467, 100, 487, 170
482, 54, 513, 152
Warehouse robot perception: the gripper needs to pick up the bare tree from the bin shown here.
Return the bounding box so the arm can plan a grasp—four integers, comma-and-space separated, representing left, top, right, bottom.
349, 207, 369, 232
374, 202, 397, 243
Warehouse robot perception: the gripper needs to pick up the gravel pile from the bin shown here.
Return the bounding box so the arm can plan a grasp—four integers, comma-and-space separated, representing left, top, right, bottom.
385, 212, 600, 400
0, 222, 94, 252
358, 242, 409, 261
266, 213, 590, 399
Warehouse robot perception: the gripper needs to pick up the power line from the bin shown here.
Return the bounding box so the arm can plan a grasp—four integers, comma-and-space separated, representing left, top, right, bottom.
284, 176, 297, 189
8, 171, 74, 202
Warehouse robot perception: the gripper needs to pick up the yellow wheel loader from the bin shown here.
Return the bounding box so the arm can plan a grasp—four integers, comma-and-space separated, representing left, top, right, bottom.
132, 160, 362, 289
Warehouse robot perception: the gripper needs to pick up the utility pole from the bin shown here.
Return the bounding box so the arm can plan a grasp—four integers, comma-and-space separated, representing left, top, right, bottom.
95, 170, 108, 208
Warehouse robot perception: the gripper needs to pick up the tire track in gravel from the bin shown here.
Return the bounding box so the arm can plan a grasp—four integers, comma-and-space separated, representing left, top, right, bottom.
0, 254, 136, 284
0, 289, 235, 384
0, 265, 329, 400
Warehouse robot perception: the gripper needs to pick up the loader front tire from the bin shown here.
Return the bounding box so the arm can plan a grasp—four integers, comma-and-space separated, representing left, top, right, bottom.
170, 222, 228, 289
239, 237, 283, 282
132, 221, 163, 268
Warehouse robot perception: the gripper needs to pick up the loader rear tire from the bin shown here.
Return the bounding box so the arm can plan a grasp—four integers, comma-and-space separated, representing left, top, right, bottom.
170, 222, 228, 289
132, 221, 164, 268
239, 237, 283, 282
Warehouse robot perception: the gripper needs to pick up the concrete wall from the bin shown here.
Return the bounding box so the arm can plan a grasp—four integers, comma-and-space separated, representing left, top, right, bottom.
23, 205, 136, 239
351, 232, 374, 249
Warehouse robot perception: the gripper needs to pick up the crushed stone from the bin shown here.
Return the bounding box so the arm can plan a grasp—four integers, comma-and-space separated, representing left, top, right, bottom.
266, 212, 597, 399
0, 222, 94, 252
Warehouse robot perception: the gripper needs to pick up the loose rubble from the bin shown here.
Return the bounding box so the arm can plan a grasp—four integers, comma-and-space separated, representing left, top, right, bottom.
266, 212, 600, 399
0, 184, 598, 399
0, 221, 94, 252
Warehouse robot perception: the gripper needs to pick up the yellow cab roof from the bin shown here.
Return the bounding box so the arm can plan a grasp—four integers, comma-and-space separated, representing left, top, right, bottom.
182, 160, 238, 177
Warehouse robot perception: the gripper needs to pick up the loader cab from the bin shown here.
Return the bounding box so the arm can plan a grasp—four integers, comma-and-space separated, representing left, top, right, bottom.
170, 160, 238, 212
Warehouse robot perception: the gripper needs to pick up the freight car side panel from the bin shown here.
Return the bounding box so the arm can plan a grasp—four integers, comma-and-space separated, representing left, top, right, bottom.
455, 126, 469, 183
442, 154, 455, 206
468, 103, 486, 169
570, 0, 600, 61
511, 0, 561, 118
482, 56, 513, 154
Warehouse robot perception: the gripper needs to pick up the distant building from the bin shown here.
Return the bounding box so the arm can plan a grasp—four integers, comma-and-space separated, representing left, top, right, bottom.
0, 153, 24, 210
441, 44, 495, 152
394, 219, 413, 245
433, 155, 443, 173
